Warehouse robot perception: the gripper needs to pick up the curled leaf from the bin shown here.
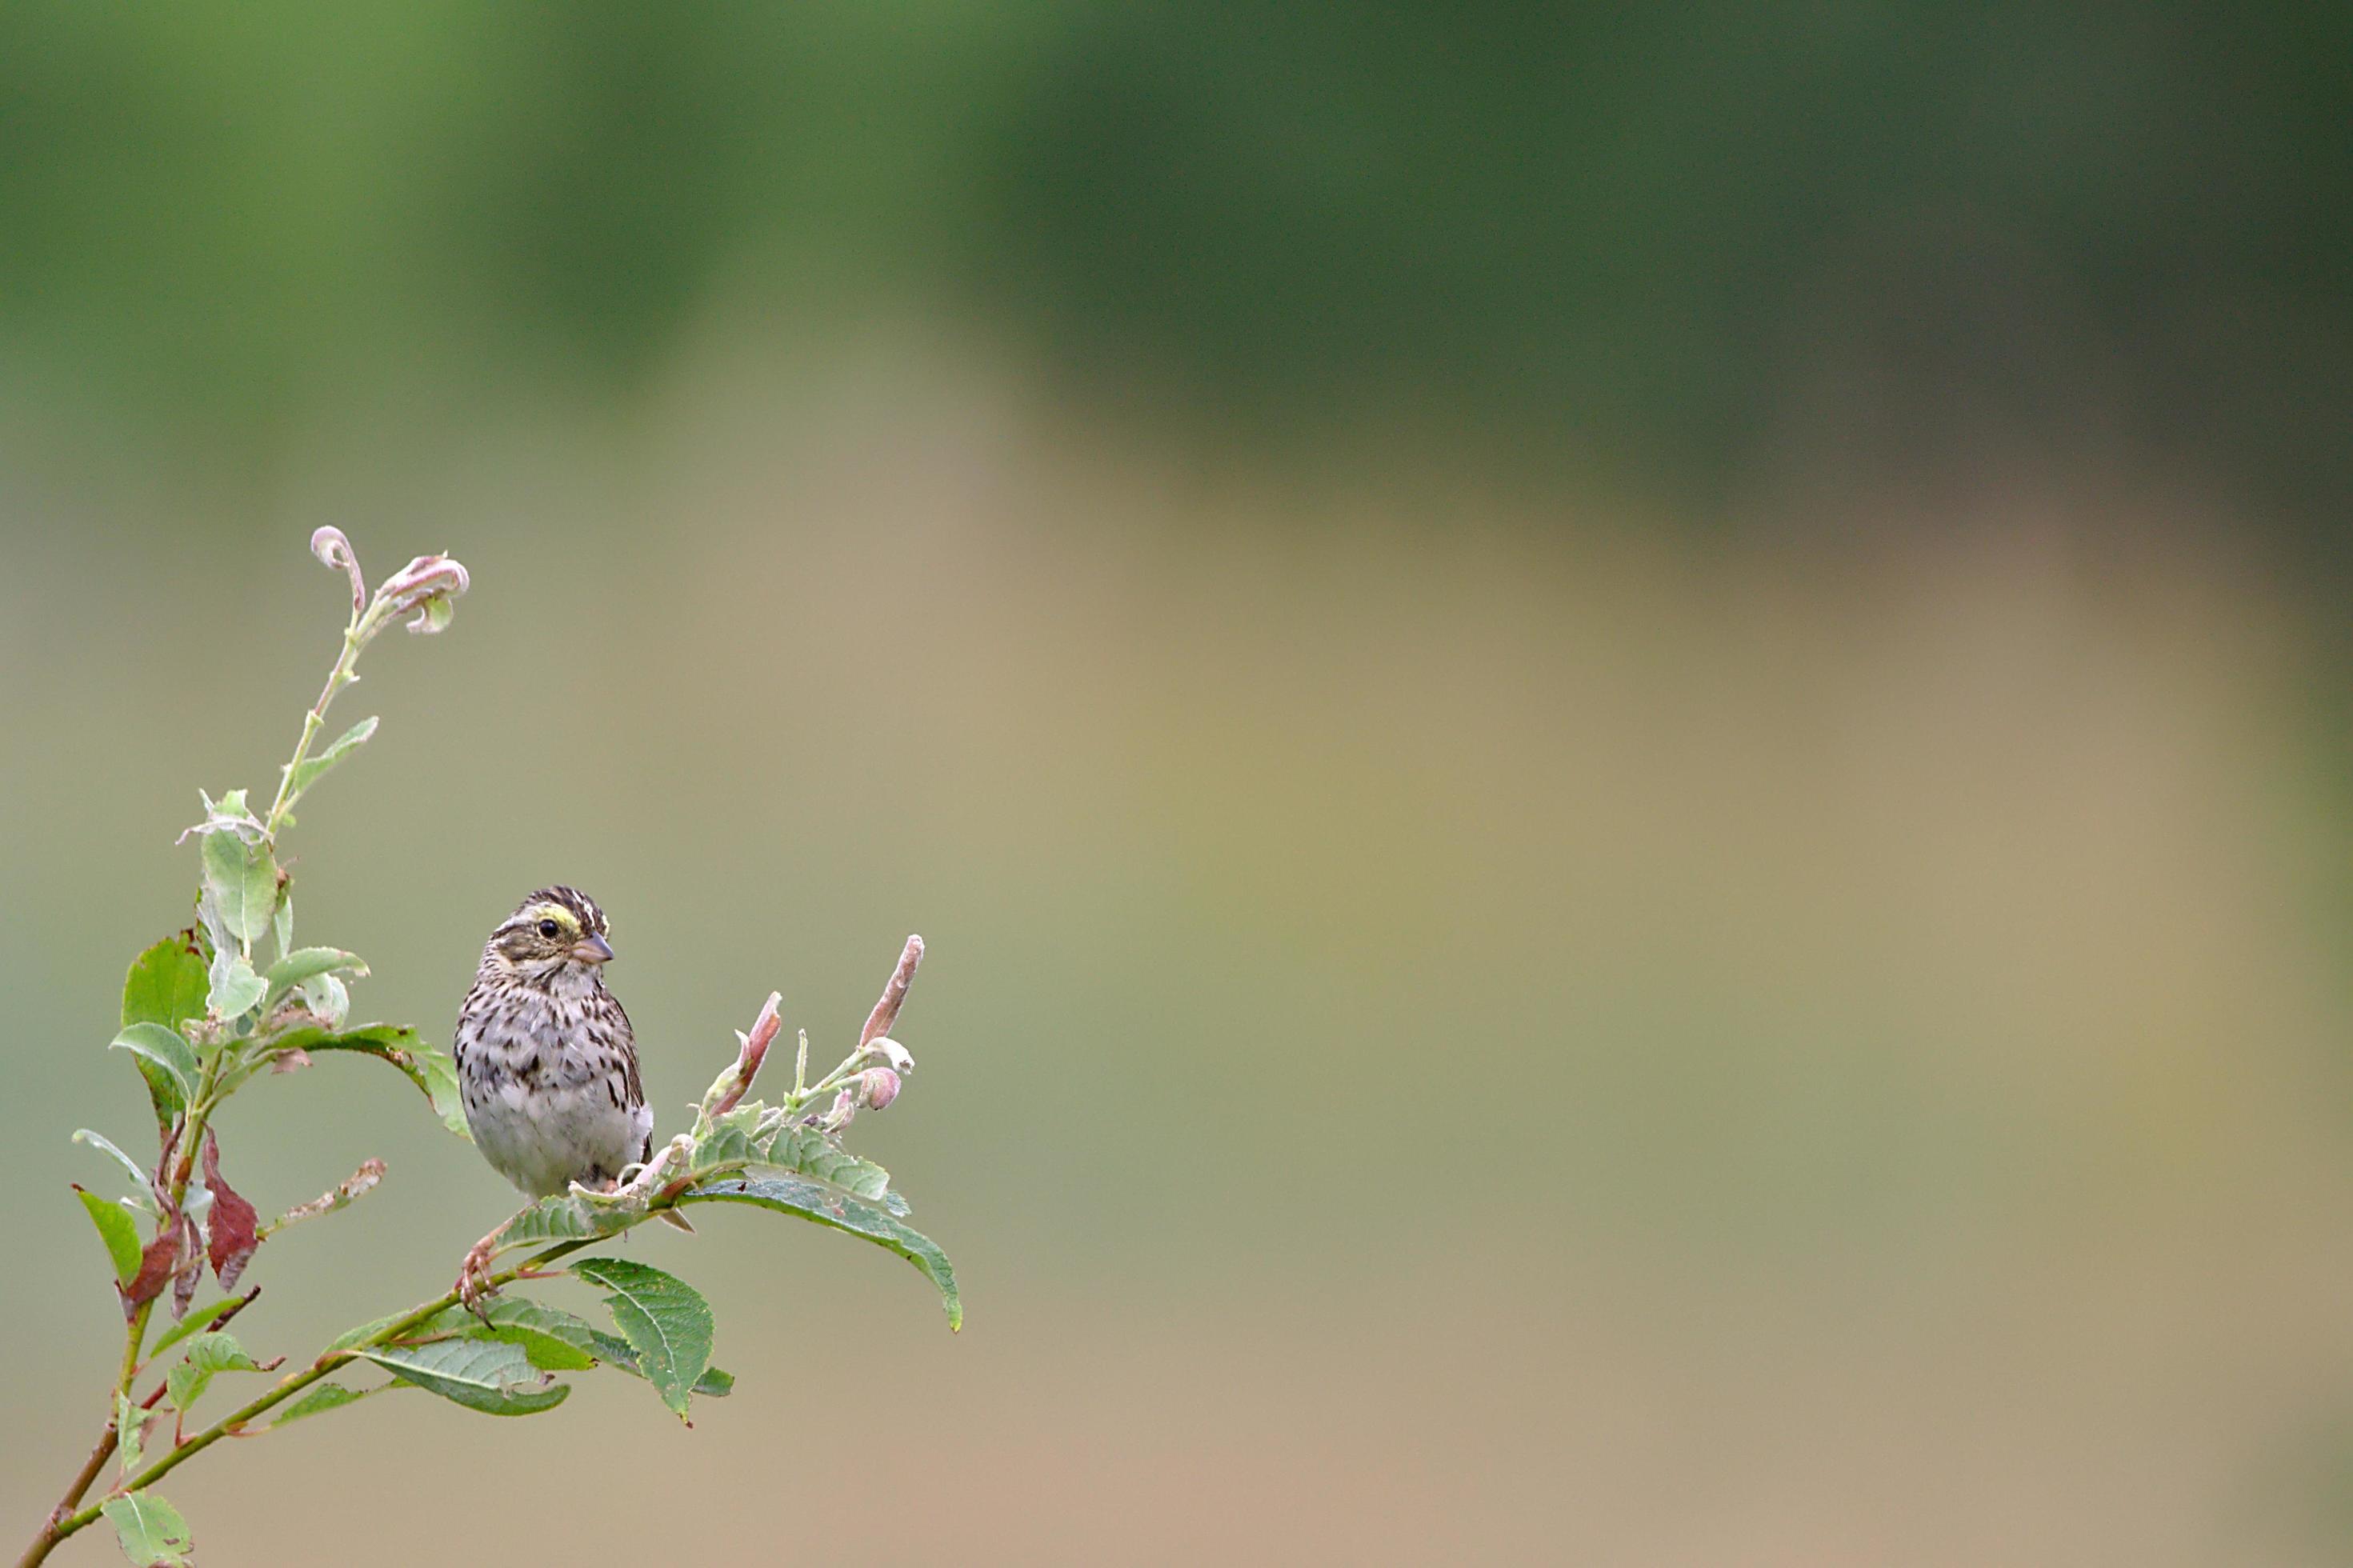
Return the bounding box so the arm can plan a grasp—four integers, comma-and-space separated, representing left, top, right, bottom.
200, 1131, 262, 1292
118, 1225, 181, 1322
312, 526, 366, 610
859, 934, 924, 1048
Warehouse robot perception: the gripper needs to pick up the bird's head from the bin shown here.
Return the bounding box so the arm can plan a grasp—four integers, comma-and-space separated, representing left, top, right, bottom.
483, 886, 615, 981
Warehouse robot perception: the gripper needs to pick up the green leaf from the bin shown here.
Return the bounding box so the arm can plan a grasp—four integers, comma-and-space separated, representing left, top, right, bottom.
403, 1298, 601, 1372
114, 1391, 150, 1478
199, 828, 278, 946
584, 1330, 734, 1397
353, 1339, 568, 1416
569, 1257, 714, 1422
206, 949, 266, 1022
120, 935, 209, 1127
74, 1187, 143, 1285
283, 715, 378, 803
122, 934, 210, 1033
272, 893, 294, 962
682, 1175, 962, 1330
148, 1294, 251, 1360
262, 1023, 470, 1138
298, 971, 351, 1029
268, 1382, 373, 1428
265, 947, 369, 1001
73, 1129, 154, 1196
165, 1331, 264, 1411
109, 1025, 198, 1121
102, 1492, 194, 1566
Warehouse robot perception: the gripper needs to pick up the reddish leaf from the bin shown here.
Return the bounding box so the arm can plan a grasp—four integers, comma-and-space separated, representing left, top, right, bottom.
201, 1131, 262, 1294
170, 1210, 203, 1318
118, 1226, 181, 1321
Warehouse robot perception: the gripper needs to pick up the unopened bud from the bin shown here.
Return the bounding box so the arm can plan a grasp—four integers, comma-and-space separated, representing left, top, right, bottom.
855, 1066, 902, 1111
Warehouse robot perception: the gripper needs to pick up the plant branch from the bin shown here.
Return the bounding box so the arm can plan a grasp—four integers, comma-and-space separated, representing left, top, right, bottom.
26, 1238, 594, 1563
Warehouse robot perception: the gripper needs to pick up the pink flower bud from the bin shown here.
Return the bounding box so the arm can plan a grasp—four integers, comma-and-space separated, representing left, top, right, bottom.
856, 1066, 902, 1111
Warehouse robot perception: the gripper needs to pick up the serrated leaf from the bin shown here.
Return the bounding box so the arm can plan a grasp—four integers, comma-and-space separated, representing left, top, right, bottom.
354, 1339, 568, 1416
480, 1192, 634, 1257
262, 1023, 470, 1138
73, 1130, 154, 1197
149, 1294, 253, 1360
269, 1382, 372, 1428
199, 829, 278, 945
682, 1175, 961, 1330
166, 1330, 264, 1410
206, 949, 266, 1023
265, 947, 368, 1001
102, 1491, 194, 1566
583, 1330, 734, 1396
109, 1025, 198, 1121
569, 1257, 714, 1421
284, 714, 378, 802
408, 1298, 602, 1372
75, 1186, 143, 1285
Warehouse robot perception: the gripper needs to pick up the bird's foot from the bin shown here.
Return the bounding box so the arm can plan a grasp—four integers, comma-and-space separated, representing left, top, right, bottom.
455, 1230, 504, 1315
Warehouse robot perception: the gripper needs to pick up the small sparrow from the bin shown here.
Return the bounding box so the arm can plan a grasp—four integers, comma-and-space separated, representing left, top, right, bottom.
453, 886, 650, 1199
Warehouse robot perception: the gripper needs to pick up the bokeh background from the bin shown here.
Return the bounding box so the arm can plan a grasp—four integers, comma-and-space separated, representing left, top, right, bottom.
4, 6, 2351, 1563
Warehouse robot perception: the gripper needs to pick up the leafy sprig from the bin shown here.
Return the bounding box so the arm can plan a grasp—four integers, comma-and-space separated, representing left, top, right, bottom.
16, 534, 958, 1568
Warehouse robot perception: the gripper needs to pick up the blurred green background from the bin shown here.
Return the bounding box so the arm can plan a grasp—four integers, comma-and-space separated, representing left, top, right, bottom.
5, 5, 2352, 1562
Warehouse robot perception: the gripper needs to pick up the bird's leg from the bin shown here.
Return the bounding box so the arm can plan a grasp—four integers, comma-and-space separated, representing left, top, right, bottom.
455, 1215, 512, 1314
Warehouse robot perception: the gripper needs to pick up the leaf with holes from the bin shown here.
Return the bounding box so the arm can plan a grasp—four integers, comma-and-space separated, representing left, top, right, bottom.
74, 1186, 142, 1285
352, 1339, 568, 1416
102, 1492, 194, 1566
569, 1257, 714, 1422
682, 1175, 961, 1330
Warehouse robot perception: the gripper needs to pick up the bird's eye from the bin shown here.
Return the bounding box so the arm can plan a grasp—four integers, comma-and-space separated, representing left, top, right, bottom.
537, 918, 561, 938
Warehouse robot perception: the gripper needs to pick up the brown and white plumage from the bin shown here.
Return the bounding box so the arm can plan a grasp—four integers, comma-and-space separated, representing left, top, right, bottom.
453, 886, 650, 1198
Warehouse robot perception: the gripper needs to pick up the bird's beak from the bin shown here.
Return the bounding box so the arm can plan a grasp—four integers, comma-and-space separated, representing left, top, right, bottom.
570, 933, 615, 965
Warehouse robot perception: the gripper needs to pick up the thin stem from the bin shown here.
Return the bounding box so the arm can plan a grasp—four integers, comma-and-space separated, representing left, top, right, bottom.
19, 1051, 226, 1568
28, 1238, 593, 1562
262, 616, 369, 840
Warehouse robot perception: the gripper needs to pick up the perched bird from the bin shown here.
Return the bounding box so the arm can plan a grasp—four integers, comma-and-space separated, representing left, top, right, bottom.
453, 886, 650, 1198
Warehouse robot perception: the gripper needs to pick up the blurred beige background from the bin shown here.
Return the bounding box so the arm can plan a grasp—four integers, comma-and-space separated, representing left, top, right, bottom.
6, 6, 2353, 1564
